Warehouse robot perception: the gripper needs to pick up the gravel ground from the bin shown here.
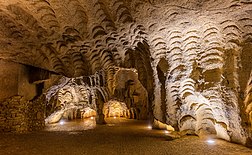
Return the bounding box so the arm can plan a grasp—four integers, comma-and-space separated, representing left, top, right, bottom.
0, 118, 251, 155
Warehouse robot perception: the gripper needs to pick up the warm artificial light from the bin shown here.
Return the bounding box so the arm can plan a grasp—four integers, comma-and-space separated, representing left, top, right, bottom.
59, 120, 65, 125
206, 139, 215, 145
164, 130, 170, 134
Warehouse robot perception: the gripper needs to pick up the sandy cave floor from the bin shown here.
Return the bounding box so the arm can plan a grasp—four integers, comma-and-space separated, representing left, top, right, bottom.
0, 118, 252, 155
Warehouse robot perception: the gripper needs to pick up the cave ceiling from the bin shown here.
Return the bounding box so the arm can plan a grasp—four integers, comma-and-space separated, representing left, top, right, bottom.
0, 0, 251, 77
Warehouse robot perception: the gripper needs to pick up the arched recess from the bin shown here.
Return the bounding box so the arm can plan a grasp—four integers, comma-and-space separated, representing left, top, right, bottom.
123, 41, 154, 119
156, 58, 169, 122
110, 68, 148, 119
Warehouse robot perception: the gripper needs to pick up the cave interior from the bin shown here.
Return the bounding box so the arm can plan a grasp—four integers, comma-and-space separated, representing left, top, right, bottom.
0, 0, 252, 149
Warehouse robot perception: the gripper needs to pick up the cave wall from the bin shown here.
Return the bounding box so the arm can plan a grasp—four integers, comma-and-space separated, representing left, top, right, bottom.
108, 67, 148, 119
103, 100, 128, 118
44, 67, 149, 123
0, 59, 19, 101
0, 96, 45, 133
44, 71, 109, 124
0, 59, 36, 102
0, 59, 45, 132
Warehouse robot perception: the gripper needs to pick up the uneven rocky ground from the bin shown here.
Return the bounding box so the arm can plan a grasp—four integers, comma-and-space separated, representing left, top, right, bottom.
0, 118, 251, 155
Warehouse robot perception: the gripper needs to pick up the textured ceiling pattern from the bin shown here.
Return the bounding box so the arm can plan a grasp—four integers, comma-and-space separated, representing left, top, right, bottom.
0, 0, 147, 76
0, 0, 250, 77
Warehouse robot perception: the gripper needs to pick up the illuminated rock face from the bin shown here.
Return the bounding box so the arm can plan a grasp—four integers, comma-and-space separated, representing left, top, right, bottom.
103, 100, 128, 118
108, 68, 149, 119
45, 75, 107, 124
0, 0, 252, 145
245, 71, 252, 139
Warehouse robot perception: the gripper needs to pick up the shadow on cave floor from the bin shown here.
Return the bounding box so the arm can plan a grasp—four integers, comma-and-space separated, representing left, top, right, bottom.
0, 118, 252, 155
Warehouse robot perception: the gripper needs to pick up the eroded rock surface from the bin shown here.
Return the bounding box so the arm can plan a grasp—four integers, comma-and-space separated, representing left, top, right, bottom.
0, 0, 252, 146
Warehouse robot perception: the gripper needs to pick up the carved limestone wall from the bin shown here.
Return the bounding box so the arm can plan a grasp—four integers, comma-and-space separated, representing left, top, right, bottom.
245, 71, 252, 142
108, 67, 149, 120
103, 100, 128, 118
45, 71, 109, 124
0, 59, 37, 102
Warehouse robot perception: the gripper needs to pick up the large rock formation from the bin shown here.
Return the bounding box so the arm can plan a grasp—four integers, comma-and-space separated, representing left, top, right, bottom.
45, 72, 109, 124
109, 67, 149, 119
0, 0, 252, 146
103, 100, 128, 118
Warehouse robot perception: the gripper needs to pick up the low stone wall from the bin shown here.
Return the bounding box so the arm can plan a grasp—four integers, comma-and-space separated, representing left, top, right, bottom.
0, 96, 45, 133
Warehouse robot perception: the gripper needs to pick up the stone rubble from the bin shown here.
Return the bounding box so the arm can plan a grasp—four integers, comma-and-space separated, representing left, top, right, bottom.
0, 96, 45, 133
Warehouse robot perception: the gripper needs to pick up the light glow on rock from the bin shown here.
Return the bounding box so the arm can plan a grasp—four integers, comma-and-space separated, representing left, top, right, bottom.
147, 125, 152, 129
206, 139, 215, 145
164, 130, 170, 134
59, 120, 65, 125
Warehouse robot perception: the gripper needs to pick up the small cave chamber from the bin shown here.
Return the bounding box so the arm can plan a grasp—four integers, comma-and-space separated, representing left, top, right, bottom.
109, 67, 149, 120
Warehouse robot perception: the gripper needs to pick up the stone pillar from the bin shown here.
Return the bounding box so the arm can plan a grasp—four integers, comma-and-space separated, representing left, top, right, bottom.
95, 93, 106, 124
